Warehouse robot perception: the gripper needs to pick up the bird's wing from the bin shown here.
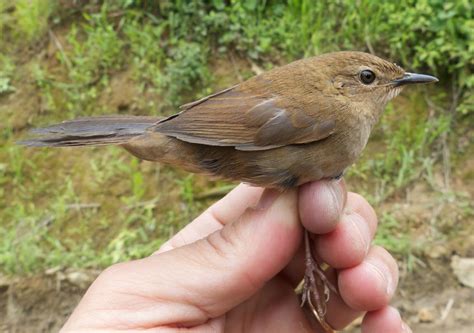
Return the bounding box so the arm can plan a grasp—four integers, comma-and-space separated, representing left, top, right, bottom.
152, 85, 335, 151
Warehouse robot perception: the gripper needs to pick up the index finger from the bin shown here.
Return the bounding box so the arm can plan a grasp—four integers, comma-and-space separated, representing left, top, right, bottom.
298, 179, 347, 234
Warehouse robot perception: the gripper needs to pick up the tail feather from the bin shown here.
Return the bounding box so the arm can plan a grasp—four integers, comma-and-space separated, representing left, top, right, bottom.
19, 116, 160, 147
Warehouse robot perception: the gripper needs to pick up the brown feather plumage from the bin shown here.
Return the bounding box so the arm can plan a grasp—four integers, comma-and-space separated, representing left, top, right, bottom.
21, 51, 437, 188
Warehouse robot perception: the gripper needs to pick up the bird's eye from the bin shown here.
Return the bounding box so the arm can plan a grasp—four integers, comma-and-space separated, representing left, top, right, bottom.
359, 70, 376, 84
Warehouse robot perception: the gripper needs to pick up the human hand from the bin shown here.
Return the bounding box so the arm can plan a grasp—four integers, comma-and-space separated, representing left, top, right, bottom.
62, 180, 411, 332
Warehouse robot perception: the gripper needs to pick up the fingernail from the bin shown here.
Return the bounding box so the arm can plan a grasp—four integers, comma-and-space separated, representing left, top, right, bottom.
254, 189, 298, 226
327, 179, 345, 215
298, 180, 346, 234
347, 213, 371, 256
367, 259, 395, 297
270, 189, 298, 226
401, 322, 412, 333
255, 189, 281, 210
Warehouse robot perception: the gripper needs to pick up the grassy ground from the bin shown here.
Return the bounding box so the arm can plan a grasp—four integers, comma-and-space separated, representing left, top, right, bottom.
0, 0, 472, 279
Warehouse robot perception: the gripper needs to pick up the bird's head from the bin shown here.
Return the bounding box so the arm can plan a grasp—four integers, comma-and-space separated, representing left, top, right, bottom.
314, 51, 438, 114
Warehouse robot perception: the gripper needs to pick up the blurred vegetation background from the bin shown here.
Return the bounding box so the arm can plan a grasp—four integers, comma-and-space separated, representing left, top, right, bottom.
0, 0, 472, 276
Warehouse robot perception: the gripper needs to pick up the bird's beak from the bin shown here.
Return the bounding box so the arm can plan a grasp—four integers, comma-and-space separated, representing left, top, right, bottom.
393, 72, 439, 86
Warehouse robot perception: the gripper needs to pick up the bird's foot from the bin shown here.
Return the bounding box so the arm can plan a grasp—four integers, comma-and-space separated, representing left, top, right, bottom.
300, 229, 337, 333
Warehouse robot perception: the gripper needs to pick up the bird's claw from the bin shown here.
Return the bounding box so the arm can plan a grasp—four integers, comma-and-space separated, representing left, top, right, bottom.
300, 229, 336, 333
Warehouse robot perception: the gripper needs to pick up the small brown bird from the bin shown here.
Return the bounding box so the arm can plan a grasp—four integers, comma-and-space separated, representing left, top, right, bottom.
22, 51, 438, 330
23, 51, 437, 188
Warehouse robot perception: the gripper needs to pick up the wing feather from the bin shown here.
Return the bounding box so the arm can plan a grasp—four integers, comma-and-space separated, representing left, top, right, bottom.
153, 84, 335, 150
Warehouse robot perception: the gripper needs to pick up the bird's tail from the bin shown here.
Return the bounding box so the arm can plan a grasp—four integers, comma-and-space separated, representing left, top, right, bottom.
19, 116, 160, 147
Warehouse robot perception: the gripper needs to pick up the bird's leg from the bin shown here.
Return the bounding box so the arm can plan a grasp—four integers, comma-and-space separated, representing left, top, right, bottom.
301, 229, 338, 333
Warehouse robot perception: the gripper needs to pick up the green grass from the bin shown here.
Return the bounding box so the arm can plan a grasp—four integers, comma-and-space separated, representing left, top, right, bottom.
374, 212, 415, 265
0, 0, 56, 46
348, 91, 452, 203
0, 0, 472, 275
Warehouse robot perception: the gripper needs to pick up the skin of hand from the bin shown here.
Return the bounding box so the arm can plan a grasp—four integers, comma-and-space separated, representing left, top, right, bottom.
61, 180, 411, 333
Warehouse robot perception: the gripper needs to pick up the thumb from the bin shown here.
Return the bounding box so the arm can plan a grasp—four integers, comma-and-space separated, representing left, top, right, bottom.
81, 189, 302, 328
156, 189, 301, 325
